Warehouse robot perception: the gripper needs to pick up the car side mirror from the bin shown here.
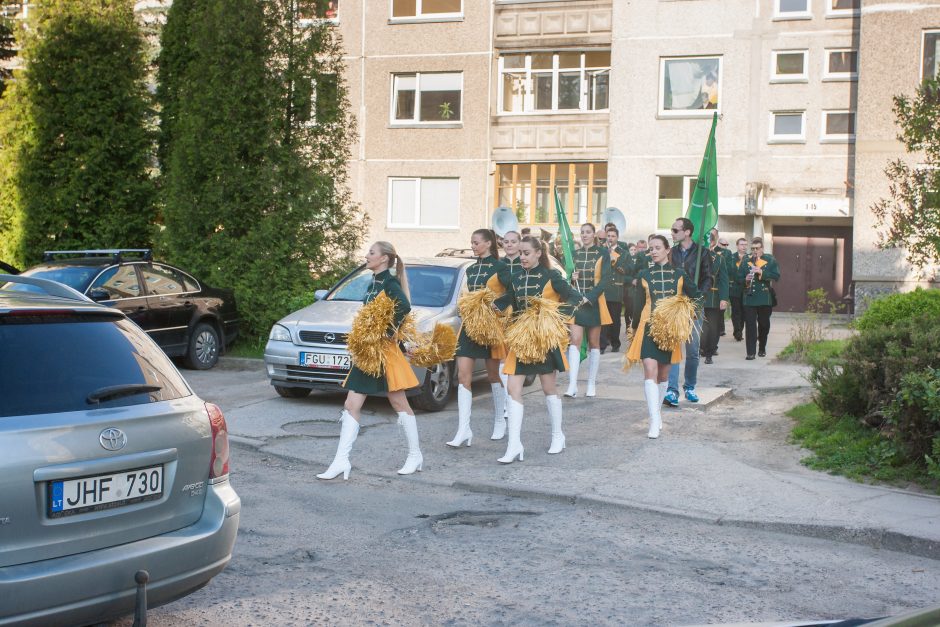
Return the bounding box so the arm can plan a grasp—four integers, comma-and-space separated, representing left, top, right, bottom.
87, 287, 110, 302
314, 289, 328, 302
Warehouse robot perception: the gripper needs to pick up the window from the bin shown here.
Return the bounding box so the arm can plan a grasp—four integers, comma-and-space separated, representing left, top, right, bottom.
769, 111, 806, 143
771, 50, 808, 82
826, 0, 858, 17
90, 265, 141, 300
660, 56, 721, 116
139, 265, 184, 296
657, 176, 697, 230
497, 51, 610, 114
923, 31, 940, 81
313, 74, 339, 124
391, 0, 461, 20
298, 0, 338, 20
392, 73, 462, 124
494, 162, 607, 225
824, 49, 858, 79
774, 0, 811, 19
821, 110, 856, 142
388, 177, 459, 228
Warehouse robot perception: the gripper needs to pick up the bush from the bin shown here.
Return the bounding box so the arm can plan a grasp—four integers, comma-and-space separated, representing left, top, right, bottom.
785, 288, 844, 362
854, 287, 940, 331
885, 367, 940, 461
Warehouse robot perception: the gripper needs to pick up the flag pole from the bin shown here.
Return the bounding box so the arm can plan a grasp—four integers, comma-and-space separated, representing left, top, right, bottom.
693, 112, 717, 286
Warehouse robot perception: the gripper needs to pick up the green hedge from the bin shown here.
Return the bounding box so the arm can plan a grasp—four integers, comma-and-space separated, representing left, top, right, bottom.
854, 287, 940, 331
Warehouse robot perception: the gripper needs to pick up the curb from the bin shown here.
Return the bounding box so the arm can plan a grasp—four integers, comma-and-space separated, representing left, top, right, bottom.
217, 356, 264, 371
228, 438, 940, 562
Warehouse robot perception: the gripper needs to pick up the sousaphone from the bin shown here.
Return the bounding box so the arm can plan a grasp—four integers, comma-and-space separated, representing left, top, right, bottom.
600, 206, 627, 238
491, 206, 520, 238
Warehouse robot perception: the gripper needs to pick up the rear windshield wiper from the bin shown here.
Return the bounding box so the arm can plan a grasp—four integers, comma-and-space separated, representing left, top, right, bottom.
87, 384, 163, 404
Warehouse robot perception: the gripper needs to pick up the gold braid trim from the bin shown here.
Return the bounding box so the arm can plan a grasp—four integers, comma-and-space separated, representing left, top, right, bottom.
649, 294, 698, 353
621, 326, 639, 372
457, 288, 506, 347
505, 297, 570, 365
347, 292, 397, 377
409, 324, 458, 368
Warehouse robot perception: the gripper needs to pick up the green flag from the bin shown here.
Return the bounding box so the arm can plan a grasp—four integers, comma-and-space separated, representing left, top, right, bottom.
686, 112, 719, 283
553, 187, 576, 278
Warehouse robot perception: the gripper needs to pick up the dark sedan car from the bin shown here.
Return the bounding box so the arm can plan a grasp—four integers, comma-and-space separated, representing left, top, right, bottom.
7, 249, 239, 369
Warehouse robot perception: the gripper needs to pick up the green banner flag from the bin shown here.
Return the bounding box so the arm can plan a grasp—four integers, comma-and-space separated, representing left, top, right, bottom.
553, 187, 576, 278
686, 112, 719, 283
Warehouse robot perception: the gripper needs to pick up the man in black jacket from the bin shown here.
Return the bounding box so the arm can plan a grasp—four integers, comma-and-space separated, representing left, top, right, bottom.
663, 217, 713, 407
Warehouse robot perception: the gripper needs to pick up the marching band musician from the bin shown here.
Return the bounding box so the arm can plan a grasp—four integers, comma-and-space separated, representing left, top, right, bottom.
599, 224, 631, 353
730, 237, 748, 341
738, 237, 781, 360
700, 230, 730, 364
564, 223, 612, 398
448, 229, 513, 447
495, 237, 587, 462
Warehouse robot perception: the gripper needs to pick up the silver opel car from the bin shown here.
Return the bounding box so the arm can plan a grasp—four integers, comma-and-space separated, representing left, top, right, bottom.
0, 275, 240, 626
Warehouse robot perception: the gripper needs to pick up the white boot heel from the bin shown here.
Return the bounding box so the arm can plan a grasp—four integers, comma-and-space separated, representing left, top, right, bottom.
447, 384, 473, 447
498, 399, 525, 463
317, 411, 359, 480
546, 394, 565, 454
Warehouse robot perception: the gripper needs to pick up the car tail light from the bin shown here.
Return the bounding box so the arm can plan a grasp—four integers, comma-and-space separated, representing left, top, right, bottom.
206, 402, 230, 480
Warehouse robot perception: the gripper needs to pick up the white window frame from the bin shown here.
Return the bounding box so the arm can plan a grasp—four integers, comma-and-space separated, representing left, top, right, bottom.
496, 51, 611, 115
825, 0, 859, 18
922, 30, 940, 82
769, 110, 806, 144
658, 55, 722, 118
774, 0, 812, 20
820, 110, 856, 143
770, 50, 809, 83
389, 0, 463, 22
387, 177, 461, 229
823, 48, 858, 81
390, 72, 463, 126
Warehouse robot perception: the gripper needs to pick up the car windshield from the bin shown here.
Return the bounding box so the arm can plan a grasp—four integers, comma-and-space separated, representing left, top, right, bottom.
328, 265, 458, 308
8, 265, 99, 294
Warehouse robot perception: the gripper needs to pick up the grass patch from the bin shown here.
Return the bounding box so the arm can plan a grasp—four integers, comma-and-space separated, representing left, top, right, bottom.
226, 335, 265, 359
787, 402, 926, 487
778, 338, 847, 365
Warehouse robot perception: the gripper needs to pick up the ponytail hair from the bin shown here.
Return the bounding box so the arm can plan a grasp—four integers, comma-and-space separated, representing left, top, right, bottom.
649, 234, 670, 250
374, 240, 410, 300
473, 228, 500, 258
521, 236, 552, 269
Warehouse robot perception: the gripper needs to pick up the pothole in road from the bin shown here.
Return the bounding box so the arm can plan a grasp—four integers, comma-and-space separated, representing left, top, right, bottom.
282, 420, 373, 438
422, 510, 540, 530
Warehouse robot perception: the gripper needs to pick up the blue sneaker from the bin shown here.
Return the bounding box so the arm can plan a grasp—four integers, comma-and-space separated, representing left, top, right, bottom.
684, 388, 699, 403
663, 390, 679, 407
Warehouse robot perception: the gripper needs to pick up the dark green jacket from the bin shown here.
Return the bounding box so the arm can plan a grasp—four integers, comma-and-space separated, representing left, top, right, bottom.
703, 249, 730, 309
729, 251, 748, 298
603, 242, 631, 302
738, 254, 781, 307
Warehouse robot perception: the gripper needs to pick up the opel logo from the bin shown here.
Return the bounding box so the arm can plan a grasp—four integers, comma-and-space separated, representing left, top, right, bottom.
324, 332, 336, 344
99, 428, 127, 451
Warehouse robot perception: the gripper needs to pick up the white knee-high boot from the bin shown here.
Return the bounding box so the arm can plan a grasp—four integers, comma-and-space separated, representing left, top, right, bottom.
490, 382, 507, 440
498, 398, 525, 463
546, 394, 565, 454
586, 348, 601, 397
499, 364, 509, 419
564, 345, 581, 397
447, 384, 473, 447
644, 379, 662, 439
397, 412, 423, 475
317, 410, 359, 480
658, 381, 668, 410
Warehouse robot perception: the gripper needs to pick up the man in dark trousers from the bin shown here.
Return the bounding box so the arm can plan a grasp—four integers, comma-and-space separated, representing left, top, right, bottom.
663, 217, 713, 407
599, 224, 631, 353
729, 237, 748, 341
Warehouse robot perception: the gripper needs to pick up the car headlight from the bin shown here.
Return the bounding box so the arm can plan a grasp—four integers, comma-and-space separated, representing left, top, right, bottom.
269, 324, 292, 342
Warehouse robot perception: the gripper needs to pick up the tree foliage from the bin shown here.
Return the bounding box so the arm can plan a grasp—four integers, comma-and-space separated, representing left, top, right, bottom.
0, 0, 156, 268
872, 79, 940, 272
158, 0, 363, 338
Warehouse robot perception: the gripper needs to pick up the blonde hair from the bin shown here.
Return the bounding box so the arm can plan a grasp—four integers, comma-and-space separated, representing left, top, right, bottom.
374, 241, 410, 299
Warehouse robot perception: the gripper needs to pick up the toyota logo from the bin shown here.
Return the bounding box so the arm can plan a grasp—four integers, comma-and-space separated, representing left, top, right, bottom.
99, 428, 127, 451
324, 332, 336, 344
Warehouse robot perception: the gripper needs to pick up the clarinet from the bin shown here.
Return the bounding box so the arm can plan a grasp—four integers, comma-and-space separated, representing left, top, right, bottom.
745, 254, 759, 295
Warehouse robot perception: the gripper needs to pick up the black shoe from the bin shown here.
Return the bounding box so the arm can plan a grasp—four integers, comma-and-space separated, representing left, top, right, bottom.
746, 354, 756, 360
713, 350, 719, 356
611, 345, 620, 353
758, 350, 766, 357
734, 334, 742, 342
600, 347, 607, 355
704, 356, 713, 364
720, 332, 726, 336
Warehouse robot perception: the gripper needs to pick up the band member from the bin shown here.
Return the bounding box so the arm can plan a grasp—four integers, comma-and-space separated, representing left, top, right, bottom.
628, 235, 699, 438
565, 223, 612, 398
318, 241, 421, 480
700, 231, 729, 364
495, 237, 587, 462
739, 237, 781, 359
717, 236, 732, 337
497, 229, 523, 427
709, 229, 734, 342
600, 224, 631, 353
449, 229, 512, 446
730, 237, 748, 341
664, 218, 713, 407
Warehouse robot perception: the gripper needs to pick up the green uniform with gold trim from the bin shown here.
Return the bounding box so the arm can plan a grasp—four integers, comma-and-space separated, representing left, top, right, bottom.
503, 254, 523, 276
343, 269, 414, 395
632, 263, 700, 364
738, 254, 781, 306
603, 242, 631, 303
456, 255, 512, 359
571, 244, 611, 327
496, 266, 584, 375
703, 249, 730, 309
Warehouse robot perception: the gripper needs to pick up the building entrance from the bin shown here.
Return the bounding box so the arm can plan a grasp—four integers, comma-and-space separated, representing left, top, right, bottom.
771, 226, 854, 314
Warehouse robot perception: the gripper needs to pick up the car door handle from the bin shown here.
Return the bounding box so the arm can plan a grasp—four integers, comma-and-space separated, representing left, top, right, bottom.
136, 306, 146, 311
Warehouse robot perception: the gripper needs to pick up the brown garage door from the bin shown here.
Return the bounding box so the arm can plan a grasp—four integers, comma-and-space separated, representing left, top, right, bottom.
772, 226, 853, 313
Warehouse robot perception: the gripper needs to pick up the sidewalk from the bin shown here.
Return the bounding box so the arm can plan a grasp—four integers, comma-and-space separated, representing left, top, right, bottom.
214, 316, 940, 560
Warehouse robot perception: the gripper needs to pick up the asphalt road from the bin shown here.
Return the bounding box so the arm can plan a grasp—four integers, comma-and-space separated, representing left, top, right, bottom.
111, 443, 940, 627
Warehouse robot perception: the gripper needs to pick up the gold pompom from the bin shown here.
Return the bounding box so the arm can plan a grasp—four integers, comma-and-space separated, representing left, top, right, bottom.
348, 292, 396, 377
410, 324, 458, 368
457, 288, 506, 347
397, 312, 418, 346
505, 297, 570, 364
649, 294, 698, 352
